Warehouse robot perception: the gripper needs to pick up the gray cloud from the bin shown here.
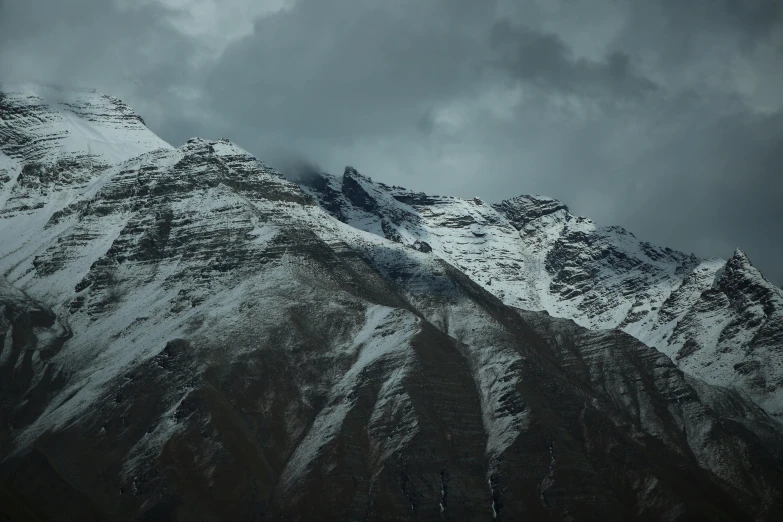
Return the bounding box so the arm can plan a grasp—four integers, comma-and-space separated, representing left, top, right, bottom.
0, 0, 781, 284
635, 0, 783, 45
490, 20, 657, 100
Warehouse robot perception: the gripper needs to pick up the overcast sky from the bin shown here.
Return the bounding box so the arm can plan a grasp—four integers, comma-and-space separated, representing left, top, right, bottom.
1, 0, 781, 284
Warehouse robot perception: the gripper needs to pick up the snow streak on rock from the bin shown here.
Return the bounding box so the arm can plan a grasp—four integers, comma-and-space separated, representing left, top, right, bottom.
303, 168, 783, 418
280, 306, 419, 490
1, 85, 783, 521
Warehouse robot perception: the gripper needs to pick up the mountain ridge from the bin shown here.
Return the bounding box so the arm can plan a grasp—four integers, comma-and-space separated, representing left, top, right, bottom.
1, 84, 782, 520
300, 166, 783, 417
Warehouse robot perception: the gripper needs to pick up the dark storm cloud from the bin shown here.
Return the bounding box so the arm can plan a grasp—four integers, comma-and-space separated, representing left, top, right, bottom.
638, 0, 783, 44
0, 0, 781, 284
0, 0, 203, 136
647, 105, 783, 284
0, 0, 179, 78
201, 0, 510, 148
489, 20, 657, 100
530, 91, 783, 287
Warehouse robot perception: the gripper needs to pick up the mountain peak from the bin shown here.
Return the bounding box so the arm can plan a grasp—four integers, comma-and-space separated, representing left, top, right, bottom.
721, 248, 762, 281
728, 248, 751, 266
711, 246, 781, 310
3, 86, 783, 520
344, 165, 372, 182
182, 137, 251, 157
492, 193, 569, 229
0, 83, 171, 165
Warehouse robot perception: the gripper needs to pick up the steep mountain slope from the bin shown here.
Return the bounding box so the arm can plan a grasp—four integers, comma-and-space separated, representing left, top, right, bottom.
0, 86, 782, 521
0, 83, 171, 165
299, 168, 783, 418
0, 83, 173, 282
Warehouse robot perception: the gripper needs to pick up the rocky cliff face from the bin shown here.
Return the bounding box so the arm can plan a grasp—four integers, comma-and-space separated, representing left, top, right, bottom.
0, 85, 782, 521
301, 168, 783, 419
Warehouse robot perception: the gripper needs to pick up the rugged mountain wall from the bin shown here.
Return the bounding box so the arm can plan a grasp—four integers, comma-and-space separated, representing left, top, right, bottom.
301, 168, 783, 418
0, 85, 781, 521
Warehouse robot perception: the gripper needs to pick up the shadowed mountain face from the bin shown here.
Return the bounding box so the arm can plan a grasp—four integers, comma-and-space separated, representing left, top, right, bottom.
0, 85, 782, 521
300, 168, 783, 419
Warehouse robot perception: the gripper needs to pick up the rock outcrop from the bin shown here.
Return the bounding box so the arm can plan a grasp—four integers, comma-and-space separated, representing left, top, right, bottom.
0, 85, 781, 521
302, 169, 783, 419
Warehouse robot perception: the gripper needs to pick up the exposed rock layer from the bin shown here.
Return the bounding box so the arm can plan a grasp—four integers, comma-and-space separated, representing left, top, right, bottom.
302, 168, 783, 418
0, 85, 781, 521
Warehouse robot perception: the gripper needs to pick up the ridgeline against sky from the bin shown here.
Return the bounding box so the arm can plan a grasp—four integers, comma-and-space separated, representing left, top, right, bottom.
0, 0, 781, 284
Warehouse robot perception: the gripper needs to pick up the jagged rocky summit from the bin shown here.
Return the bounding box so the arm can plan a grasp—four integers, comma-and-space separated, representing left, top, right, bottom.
302, 168, 783, 419
1, 84, 782, 521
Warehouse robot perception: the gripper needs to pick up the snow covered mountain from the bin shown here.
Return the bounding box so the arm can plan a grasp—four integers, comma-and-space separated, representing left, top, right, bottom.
300, 168, 783, 418
1, 85, 782, 521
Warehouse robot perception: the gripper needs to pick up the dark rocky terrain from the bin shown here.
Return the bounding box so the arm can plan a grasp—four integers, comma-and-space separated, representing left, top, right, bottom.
1, 84, 782, 521
301, 168, 783, 419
